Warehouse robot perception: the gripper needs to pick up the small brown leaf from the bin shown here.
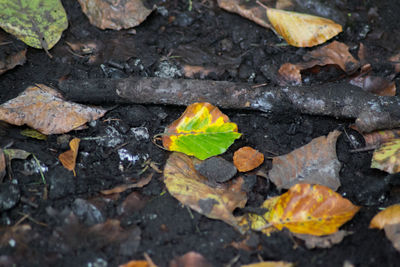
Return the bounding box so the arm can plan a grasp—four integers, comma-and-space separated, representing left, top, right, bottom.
101, 173, 153, 195
78, 0, 154, 30
350, 75, 396, 96
59, 138, 80, 176
241, 261, 294, 267
0, 84, 107, 135
268, 130, 342, 190
370, 204, 400, 229
0, 149, 5, 182
169, 252, 212, 267
233, 146, 264, 172
163, 152, 247, 231
0, 49, 26, 75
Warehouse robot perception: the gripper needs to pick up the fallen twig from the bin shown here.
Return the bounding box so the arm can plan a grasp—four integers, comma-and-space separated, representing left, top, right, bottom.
58, 77, 400, 132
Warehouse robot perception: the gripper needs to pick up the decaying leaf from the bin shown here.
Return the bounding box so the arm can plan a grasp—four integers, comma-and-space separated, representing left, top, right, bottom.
371, 139, 400, 174
101, 173, 153, 195
58, 138, 80, 176
0, 0, 68, 49
0, 84, 107, 135
265, 7, 342, 47
293, 230, 350, 249
3, 149, 31, 160
383, 224, 400, 253
20, 128, 47, 140
0, 48, 26, 75
78, 0, 154, 30
163, 152, 247, 231
233, 146, 264, 172
244, 184, 360, 236
268, 130, 342, 190
162, 102, 241, 160
370, 204, 400, 229
241, 261, 294, 267
0, 149, 5, 182
169, 252, 212, 267
361, 129, 400, 147
350, 75, 396, 96
279, 41, 359, 85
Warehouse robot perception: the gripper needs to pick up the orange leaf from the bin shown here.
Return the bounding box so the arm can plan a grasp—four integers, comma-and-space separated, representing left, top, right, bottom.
58, 138, 80, 176
0, 84, 107, 135
119, 261, 150, 267
266, 7, 342, 47
268, 130, 342, 190
370, 204, 400, 229
266, 184, 360, 236
233, 146, 264, 172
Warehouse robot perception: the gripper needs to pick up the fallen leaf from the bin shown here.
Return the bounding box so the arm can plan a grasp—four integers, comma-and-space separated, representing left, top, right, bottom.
361, 129, 400, 147
101, 173, 153, 195
265, 7, 342, 47
230, 233, 260, 251
20, 128, 47, 140
241, 261, 294, 267
293, 230, 350, 249
3, 149, 31, 160
245, 184, 360, 236
371, 139, 400, 174
0, 0, 68, 49
0, 149, 5, 182
162, 102, 241, 160
383, 224, 400, 253
163, 152, 247, 231
279, 41, 359, 85
350, 74, 396, 96
0, 48, 26, 75
268, 130, 342, 190
169, 251, 212, 267
0, 84, 107, 135
233, 146, 264, 172
119, 260, 150, 267
58, 138, 80, 176
370, 204, 400, 229
78, 0, 153, 30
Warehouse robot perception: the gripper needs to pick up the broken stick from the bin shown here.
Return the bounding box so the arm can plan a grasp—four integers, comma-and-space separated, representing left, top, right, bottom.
58, 77, 400, 132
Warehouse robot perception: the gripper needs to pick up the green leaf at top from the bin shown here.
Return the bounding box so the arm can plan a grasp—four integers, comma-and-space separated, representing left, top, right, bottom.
162, 102, 242, 160
0, 0, 68, 49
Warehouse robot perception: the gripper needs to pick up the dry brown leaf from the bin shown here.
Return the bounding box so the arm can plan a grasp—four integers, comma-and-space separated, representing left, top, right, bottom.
58, 138, 80, 176
268, 130, 342, 190
163, 152, 247, 231
279, 41, 359, 85
350, 75, 396, 96
241, 261, 294, 267
370, 204, 400, 229
233, 146, 264, 172
78, 0, 154, 30
293, 230, 350, 249
169, 252, 212, 267
0, 149, 5, 182
362, 129, 400, 147
101, 173, 153, 195
0, 84, 107, 135
0, 49, 26, 75
217, 0, 272, 30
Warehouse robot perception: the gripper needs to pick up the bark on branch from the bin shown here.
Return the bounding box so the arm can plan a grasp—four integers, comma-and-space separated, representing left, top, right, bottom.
58, 77, 400, 132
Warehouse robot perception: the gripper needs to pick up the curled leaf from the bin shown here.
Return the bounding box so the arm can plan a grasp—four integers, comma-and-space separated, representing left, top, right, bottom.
162, 102, 241, 160
233, 146, 264, 172
163, 152, 247, 231
58, 138, 80, 176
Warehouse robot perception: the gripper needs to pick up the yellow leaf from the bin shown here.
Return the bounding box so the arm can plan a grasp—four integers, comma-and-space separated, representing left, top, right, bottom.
371, 139, 400, 174
266, 7, 342, 47
58, 138, 80, 176
370, 204, 400, 229
241, 261, 294, 267
245, 184, 359, 236
163, 152, 247, 231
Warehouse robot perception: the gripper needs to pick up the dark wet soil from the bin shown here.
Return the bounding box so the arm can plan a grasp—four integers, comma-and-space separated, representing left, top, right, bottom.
1, 0, 400, 266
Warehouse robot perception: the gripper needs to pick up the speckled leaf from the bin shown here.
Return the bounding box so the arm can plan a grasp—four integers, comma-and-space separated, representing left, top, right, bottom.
0, 0, 68, 49
244, 184, 360, 236
162, 102, 241, 160
266, 7, 342, 47
163, 152, 247, 231
371, 139, 400, 174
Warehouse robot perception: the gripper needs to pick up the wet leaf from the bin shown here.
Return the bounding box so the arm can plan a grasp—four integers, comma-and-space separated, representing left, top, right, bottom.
0, 0, 68, 49
162, 102, 241, 160
371, 139, 400, 174
233, 146, 264, 172
58, 138, 80, 176
268, 130, 342, 190
293, 230, 350, 249
0, 48, 26, 75
163, 152, 247, 231
169, 251, 212, 267
78, 0, 153, 30
241, 262, 294, 267
101, 173, 153, 195
20, 128, 47, 140
245, 184, 360, 236
0, 84, 107, 135
265, 7, 342, 47
370, 204, 400, 229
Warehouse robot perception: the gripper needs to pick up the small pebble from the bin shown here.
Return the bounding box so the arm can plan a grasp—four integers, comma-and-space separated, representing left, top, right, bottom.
195, 157, 237, 184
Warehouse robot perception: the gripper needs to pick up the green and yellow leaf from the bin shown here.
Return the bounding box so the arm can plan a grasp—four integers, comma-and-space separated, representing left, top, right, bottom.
243, 184, 360, 236
371, 139, 400, 174
162, 102, 241, 160
0, 0, 68, 49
